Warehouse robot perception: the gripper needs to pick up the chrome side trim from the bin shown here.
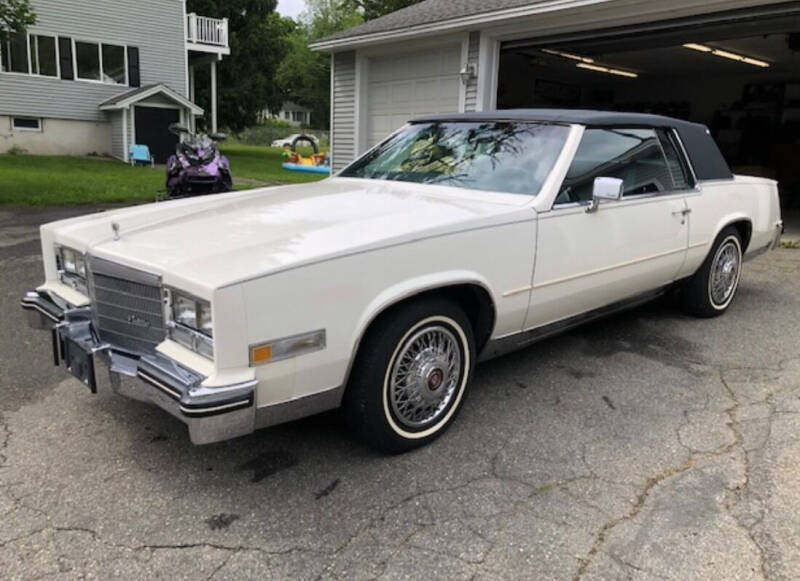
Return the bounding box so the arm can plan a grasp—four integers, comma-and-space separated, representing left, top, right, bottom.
255, 386, 344, 429
479, 287, 667, 362
533, 247, 686, 289
502, 286, 533, 298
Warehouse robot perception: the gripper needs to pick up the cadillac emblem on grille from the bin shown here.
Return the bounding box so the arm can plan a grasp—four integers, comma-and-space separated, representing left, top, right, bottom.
126, 314, 151, 328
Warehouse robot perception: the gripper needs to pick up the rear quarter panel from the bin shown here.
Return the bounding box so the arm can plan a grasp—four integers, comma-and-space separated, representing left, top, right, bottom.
679, 175, 780, 278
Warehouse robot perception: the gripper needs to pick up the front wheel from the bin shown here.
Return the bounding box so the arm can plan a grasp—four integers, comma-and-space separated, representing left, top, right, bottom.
679, 226, 743, 317
343, 298, 475, 453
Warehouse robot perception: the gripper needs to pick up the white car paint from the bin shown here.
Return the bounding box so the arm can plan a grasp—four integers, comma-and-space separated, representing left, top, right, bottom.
270, 134, 319, 148
37, 123, 781, 417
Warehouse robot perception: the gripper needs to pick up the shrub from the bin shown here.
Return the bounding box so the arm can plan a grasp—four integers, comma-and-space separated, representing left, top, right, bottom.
7, 144, 28, 155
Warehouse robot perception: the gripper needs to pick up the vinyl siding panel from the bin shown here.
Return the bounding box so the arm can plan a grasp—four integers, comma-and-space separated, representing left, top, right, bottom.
0, 0, 187, 122
464, 31, 480, 112
331, 51, 356, 172
110, 110, 124, 160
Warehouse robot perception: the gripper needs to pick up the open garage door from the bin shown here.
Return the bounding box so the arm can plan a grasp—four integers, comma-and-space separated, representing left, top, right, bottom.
497, 3, 800, 207
366, 46, 461, 147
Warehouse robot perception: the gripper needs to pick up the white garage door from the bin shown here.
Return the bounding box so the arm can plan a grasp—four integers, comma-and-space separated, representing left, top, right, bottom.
367, 45, 461, 147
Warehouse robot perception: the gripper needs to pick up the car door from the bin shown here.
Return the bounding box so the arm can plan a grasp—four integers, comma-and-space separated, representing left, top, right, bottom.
524, 127, 694, 330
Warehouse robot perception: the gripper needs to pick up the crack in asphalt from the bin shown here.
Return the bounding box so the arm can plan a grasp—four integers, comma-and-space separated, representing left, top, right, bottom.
571, 358, 800, 580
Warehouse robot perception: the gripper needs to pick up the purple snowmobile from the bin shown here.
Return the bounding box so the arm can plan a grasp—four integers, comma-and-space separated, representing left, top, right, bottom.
166, 123, 232, 198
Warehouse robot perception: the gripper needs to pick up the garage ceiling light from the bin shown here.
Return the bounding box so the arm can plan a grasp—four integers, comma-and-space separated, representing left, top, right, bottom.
682, 43, 770, 68
542, 48, 594, 64
683, 43, 712, 53
543, 48, 638, 79
576, 62, 639, 79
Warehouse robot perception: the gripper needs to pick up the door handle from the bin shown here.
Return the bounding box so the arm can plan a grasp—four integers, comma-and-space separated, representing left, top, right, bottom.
672, 207, 691, 225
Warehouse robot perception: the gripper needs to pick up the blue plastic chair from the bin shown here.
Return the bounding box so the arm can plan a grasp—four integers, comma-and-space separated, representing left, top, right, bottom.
129, 144, 154, 167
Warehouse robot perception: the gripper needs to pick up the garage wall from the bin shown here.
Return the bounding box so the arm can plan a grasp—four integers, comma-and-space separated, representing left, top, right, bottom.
464, 31, 481, 112
331, 51, 356, 172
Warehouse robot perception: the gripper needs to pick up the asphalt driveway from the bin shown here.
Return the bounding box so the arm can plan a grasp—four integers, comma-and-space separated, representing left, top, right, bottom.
2, 206, 799, 580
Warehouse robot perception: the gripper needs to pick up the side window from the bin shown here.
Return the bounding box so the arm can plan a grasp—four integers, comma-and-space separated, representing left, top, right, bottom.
555, 128, 677, 205
656, 129, 693, 190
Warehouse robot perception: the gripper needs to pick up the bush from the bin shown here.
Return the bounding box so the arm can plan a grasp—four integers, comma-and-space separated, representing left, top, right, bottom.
7, 144, 28, 155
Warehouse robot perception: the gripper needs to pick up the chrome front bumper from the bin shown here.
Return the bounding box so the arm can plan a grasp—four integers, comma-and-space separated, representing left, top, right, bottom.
20, 290, 257, 445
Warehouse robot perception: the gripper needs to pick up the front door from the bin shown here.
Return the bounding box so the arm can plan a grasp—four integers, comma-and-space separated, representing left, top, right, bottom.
524, 127, 694, 330
134, 106, 180, 163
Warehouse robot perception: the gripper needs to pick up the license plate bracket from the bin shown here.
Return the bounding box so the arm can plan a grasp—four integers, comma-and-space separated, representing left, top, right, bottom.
62, 336, 97, 393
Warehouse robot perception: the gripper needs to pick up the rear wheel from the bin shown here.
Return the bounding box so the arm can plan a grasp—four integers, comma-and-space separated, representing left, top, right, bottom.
679, 226, 743, 317
343, 298, 475, 453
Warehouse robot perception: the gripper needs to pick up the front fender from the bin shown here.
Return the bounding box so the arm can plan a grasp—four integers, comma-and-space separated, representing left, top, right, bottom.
353, 271, 496, 344
345, 271, 497, 377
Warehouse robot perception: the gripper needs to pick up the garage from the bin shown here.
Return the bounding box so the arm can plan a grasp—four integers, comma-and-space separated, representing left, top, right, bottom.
497, 3, 800, 207
366, 46, 461, 147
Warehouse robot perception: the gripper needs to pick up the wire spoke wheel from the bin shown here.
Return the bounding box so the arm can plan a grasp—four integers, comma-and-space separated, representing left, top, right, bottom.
709, 238, 741, 307
388, 325, 462, 430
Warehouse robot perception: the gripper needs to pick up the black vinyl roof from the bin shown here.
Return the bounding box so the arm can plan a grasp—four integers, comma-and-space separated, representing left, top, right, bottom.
412, 109, 734, 181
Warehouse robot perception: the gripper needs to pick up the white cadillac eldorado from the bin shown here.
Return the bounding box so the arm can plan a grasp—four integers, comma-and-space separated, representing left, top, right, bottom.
22, 110, 783, 452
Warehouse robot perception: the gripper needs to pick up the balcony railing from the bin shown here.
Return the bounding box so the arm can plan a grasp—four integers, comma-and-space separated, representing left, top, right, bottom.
186, 13, 229, 49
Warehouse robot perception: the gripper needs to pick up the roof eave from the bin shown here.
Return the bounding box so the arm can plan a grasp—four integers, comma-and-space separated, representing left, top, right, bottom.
309, 0, 603, 52
99, 84, 204, 115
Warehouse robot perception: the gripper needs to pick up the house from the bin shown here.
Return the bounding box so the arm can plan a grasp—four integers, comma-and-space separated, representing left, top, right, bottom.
312, 0, 800, 206
268, 101, 313, 127
0, 0, 229, 163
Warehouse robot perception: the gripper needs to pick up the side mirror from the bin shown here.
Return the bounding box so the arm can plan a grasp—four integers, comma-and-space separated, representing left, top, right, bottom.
587, 177, 624, 213
168, 123, 190, 136
209, 132, 227, 142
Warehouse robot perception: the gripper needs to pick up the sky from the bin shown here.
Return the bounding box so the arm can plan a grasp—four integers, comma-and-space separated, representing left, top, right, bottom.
277, 0, 307, 19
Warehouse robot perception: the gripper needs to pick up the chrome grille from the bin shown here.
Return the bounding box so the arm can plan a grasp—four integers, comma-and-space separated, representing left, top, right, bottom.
88, 257, 164, 354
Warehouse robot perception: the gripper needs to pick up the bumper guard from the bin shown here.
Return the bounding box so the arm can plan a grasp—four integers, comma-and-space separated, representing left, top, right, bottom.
20, 290, 257, 444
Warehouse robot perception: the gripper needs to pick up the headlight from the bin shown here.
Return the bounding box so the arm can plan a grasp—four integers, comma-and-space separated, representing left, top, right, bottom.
56, 246, 87, 294
166, 289, 214, 359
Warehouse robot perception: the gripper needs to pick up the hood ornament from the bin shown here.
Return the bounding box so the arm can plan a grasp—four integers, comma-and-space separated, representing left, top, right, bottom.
111, 222, 120, 241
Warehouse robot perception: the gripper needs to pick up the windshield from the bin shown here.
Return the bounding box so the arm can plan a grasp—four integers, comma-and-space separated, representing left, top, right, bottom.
339, 121, 570, 196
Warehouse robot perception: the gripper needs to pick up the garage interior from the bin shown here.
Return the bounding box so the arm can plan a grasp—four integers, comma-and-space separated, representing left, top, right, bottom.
497, 5, 800, 209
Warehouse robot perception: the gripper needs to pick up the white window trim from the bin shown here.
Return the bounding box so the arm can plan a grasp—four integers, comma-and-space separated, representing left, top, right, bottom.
1, 32, 60, 79
29, 33, 60, 78
72, 38, 128, 86
11, 116, 42, 132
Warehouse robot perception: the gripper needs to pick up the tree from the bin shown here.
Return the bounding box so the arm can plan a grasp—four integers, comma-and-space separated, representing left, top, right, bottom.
0, 0, 36, 41
345, 0, 423, 21
275, 1, 362, 129
186, 0, 292, 132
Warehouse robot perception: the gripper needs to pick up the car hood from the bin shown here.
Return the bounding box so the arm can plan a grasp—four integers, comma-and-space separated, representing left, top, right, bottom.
45, 178, 530, 291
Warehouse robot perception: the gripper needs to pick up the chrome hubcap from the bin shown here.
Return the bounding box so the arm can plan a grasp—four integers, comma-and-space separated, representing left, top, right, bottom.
710, 240, 740, 306
389, 325, 462, 429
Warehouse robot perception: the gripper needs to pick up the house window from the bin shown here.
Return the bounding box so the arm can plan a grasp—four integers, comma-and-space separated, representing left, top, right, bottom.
1, 32, 30, 73
102, 44, 125, 84
75, 41, 126, 84
75, 41, 100, 80
12, 117, 42, 131
30, 35, 58, 77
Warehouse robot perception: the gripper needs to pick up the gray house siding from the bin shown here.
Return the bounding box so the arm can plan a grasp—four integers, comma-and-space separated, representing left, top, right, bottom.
110, 110, 124, 159
0, 0, 188, 123
464, 31, 480, 112
331, 51, 356, 172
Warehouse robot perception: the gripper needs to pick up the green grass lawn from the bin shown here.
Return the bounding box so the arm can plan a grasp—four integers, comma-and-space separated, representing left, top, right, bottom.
0, 144, 326, 206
